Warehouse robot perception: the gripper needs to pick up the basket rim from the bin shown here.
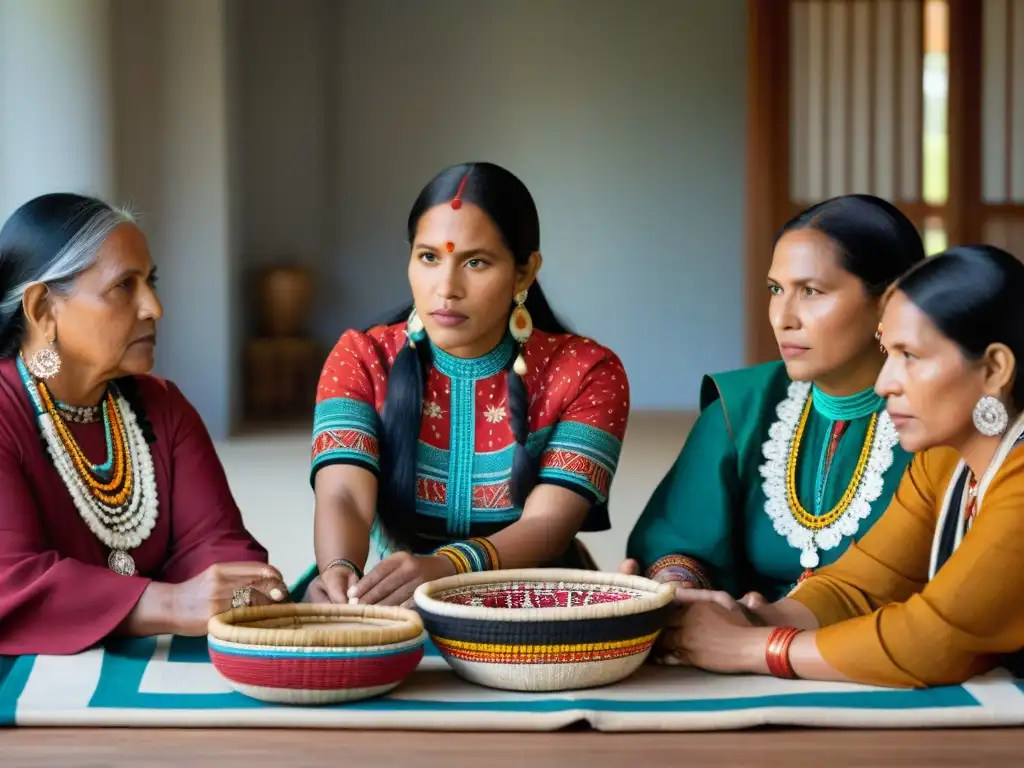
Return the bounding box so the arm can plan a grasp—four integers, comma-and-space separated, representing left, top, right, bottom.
207, 602, 423, 648
208, 629, 428, 656
412, 568, 674, 622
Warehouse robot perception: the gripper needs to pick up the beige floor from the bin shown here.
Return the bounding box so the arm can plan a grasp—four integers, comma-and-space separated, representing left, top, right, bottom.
216, 412, 696, 584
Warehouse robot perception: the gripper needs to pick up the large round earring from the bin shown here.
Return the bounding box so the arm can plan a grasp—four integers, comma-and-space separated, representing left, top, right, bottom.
973, 395, 1009, 437
509, 290, 532, 376
406, 306, 426, 349
26, 342, 61, 380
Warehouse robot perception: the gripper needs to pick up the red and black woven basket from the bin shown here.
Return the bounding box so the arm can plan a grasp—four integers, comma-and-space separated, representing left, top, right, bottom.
413, 569, 674, 692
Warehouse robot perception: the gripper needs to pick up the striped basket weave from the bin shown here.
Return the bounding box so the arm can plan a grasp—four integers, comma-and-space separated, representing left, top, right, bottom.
413, 569, 675, 692
207, 603, 426, 705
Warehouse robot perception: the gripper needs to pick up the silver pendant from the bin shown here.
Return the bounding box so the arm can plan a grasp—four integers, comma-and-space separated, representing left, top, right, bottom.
108, 549, 137, 576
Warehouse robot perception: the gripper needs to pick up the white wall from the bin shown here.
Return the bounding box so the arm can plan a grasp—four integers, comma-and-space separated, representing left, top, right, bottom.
4, 0, 749, 437
236, 0, 749, 410
233, 0, 335, 339
112, 0, 238, 439
0, 0, 114, 221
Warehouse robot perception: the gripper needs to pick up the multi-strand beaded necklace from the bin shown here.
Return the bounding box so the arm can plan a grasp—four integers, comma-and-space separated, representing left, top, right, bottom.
760, 381, 898, 582
17, 356, 158, 576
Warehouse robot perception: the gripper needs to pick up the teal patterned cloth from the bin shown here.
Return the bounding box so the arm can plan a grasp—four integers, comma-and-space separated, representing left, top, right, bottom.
2, 636, 1023, 730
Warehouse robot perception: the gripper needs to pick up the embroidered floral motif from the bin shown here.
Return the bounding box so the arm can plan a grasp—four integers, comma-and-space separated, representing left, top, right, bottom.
484, 404, 506, 424
424, 401, 443, 419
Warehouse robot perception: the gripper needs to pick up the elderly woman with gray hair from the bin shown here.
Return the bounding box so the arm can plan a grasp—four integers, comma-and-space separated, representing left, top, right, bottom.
0, 193, 287, 656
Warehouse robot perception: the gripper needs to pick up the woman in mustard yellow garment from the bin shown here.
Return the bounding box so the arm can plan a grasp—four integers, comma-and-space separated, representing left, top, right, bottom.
657, 245, 1024, 688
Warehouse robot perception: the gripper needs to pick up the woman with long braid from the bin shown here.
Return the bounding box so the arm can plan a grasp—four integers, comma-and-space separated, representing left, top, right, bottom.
300, 162, 630, 606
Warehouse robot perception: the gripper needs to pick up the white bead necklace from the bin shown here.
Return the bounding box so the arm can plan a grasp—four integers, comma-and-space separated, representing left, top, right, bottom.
759, 380, 898, 570
19, 358, 159, 576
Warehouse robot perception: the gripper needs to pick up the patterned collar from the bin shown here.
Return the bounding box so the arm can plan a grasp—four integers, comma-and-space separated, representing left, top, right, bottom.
430, 334, 515, 380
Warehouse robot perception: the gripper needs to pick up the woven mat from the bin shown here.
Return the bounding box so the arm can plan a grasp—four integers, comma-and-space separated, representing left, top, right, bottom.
2, 636, 1023, 731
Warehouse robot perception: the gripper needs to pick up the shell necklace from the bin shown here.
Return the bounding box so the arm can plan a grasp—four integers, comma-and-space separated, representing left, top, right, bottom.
17, 356, 159, 576
759, 381, 898, 572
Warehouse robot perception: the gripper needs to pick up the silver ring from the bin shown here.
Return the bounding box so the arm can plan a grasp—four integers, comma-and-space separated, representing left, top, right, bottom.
231, 587, 252, 609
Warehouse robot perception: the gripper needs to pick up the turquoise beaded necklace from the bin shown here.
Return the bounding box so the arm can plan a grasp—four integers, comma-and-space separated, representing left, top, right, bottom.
808, 385, 885, 515
811, 385, 884, 423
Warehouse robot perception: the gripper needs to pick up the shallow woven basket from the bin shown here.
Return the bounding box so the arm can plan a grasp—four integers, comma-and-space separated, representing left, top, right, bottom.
207, 603, 426, 705
413, 569, 674, 692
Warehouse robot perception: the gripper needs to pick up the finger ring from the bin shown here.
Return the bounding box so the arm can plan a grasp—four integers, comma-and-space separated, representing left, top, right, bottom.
231, 587, 253, 609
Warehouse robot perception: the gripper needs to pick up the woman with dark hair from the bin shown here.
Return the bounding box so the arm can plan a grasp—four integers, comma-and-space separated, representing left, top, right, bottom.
660, 244, 1024, 688
0, 193, 286, 656
623, 194, 926, 616
301, 162, 629, 606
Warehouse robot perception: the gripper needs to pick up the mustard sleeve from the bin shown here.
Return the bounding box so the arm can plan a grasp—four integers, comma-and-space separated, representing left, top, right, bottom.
809, 448, 1024, 688
787, 450, 941, 627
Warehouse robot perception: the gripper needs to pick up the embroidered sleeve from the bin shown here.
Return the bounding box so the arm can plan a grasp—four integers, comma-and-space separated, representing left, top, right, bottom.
537, 350, 630, 505
311, 331, 384, 481
645, 555, 714, 590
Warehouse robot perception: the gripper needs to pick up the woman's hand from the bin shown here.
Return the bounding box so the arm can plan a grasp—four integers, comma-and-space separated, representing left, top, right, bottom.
171, 562, 289, 635
649, 588, 767, 663
619, 558, 698, 605
348, 552, 457, 607
655, 590, 772, 674
619, 558, 699, 664
305, 563, 361, 604
651, 606, 688, 664
739, 591, 768, 610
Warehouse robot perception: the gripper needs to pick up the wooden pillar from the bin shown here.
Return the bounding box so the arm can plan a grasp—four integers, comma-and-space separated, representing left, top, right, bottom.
745, 0, 791, 365
946, 0, 983, 247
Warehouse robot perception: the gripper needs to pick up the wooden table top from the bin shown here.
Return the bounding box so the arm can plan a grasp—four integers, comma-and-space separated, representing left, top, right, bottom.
3, 727, 1022, 767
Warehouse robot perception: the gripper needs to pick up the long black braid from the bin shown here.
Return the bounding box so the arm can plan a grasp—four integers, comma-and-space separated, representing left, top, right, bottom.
373, 162, 572, 550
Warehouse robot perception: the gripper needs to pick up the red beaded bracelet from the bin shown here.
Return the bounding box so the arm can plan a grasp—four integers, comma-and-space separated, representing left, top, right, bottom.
765, 626, 802, 679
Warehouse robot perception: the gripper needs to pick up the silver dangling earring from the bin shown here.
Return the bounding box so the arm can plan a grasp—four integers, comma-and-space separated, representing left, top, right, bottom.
26, 340, 61, 380
508, 290, 532, 376
406, 306, 426, 349
973, 395, 1009, 437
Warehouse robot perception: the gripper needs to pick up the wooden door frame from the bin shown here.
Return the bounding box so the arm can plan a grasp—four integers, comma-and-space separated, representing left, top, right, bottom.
744, 0, 985, 365
745, 0, 791, 366
946, 0, 982, 246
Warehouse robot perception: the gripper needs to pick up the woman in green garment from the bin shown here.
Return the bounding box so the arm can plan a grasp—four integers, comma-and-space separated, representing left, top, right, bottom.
623, 194, 926, 605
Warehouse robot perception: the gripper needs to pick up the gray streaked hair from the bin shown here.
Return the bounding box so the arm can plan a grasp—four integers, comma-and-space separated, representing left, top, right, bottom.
0, 194, 136, 356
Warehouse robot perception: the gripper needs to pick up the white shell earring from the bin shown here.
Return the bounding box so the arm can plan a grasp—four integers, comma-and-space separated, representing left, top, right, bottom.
973, 395, 1009, 437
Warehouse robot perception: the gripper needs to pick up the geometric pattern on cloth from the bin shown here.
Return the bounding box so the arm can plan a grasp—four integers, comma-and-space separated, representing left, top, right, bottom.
3, 637, 1024, 731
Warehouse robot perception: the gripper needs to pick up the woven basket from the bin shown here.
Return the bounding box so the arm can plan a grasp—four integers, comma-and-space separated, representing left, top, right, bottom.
207, 603, 425, 705
413, 569, 674, 692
